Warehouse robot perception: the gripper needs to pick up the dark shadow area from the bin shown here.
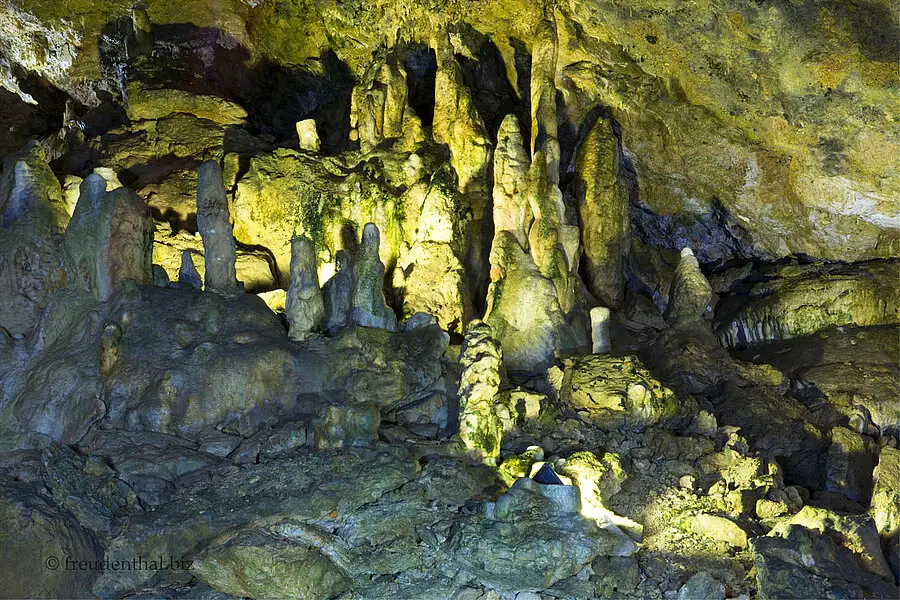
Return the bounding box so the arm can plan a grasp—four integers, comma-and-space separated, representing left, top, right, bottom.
629, 197, 758, 269
404, 45, 437, 127
97, 19, 355, 152
454, 25, 522, 143
509, 37, 532, 148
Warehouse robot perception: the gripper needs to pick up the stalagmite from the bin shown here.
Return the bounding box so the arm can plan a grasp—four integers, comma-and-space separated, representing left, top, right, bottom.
63, 173, 154, 300
492, 114, 530, 248
664, 247, 713, 324
575, 117, 629, 308
457, 320, 504, 464
323, 249, 354, 335
530, 12, 561, 186
349, 223, 397, 331
0, 142, 69, 335
177, 250, 202, 290
591, 307, 611, 354
286, 235, 325, 341
196, 160, 240, 294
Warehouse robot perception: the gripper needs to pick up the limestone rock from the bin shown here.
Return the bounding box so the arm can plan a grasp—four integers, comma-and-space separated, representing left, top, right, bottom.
752, 506, 897, 598
295, 118, 321, 152
574, 117, 629, 308
457, 320, 504, 463
445, 477, 636, 592
0, 141, 68, 335
192, 529, 352, 599
530, 13, 561, 186
870, 447, 900, 577
196, 160, 240, 294
0, 289, 105, 450
677, 572, 725, 600
717, 260, 899, 348
313, 404, 380, 450
690, 513, 748, 548
63, 174, 154, 301
825, 426, 876, 503
492, 114, 530, 249
323, 249, 354, 335
395, 173, 472, 333
350, 53, 423, 152
126, 83, 247, 125
93, 449, 417, 596
349, 223, 397, 331
590, 306, 611, 353
432, 33, 492, 210
286, 235, 324, 341
0, 478, 103, 599
561, 355, 683, 429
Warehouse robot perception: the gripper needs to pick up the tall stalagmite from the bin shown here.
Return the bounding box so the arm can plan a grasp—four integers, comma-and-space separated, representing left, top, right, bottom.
196, 160, 240, 294
286, 235, 325, 341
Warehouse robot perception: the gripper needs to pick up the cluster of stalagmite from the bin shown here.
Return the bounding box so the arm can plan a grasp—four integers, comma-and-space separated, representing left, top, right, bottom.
290, 223, 398, 338
482, 11, 598, 372
350, 51, 423, 152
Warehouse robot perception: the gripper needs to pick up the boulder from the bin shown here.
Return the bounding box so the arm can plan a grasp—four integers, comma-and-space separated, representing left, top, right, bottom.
445, 477, 636, 592
717, 260, 899, 348
560, 354, 683, 429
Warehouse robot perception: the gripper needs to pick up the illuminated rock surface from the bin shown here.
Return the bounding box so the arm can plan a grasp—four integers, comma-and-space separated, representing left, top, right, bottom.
0, 2, 898, 598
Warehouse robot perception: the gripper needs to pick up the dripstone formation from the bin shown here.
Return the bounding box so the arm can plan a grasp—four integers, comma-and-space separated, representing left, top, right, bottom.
0, 4, 898, 600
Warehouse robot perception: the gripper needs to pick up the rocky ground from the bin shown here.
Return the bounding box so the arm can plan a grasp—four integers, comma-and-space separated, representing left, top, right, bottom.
0, 1, 899, 599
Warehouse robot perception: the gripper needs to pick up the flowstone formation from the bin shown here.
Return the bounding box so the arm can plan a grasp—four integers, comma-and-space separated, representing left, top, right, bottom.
0, 3, 899, 599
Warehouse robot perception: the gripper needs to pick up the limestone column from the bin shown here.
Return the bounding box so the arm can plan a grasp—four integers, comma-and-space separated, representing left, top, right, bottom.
286, 235, 325, 341
457, 320, 504, 465
196, 160, 240, 294
492, 114, 530, 249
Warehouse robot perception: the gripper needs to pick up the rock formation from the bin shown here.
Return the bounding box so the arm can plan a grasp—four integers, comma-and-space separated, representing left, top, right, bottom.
176, 250, 202, 290
483, 19, 591, 372
664, 247, 713, 324
456, 320, 504, 464
0, 4, 898, 599
285, 235, 324, 341
63, 174, 154, 301
350, 51, 423, 152
349, 223, 397, 331
575, 117, 629, 308
322, 249, 354, 335
196, 160, 240, 294
0, 142, 68, 335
